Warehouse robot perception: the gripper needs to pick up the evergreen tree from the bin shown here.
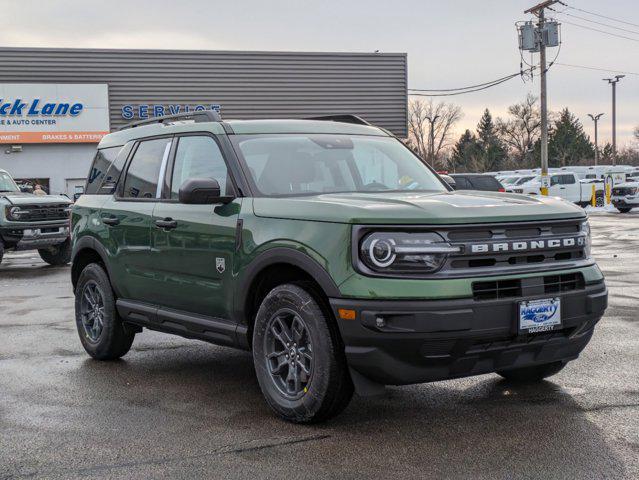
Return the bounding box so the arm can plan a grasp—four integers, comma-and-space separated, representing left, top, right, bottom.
476, 109, 507, 171
450, 129, 481, 172
600, 143, 614, 164
548, 108, 595, 167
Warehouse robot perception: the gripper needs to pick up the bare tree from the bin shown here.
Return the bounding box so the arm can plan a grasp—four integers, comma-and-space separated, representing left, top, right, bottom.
408, 99, 462, 168
496, 94, 541, 165
634, 126, 639, 142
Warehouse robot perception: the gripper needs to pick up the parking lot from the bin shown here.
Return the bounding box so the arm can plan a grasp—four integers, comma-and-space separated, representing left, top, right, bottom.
0, 212, 638, 480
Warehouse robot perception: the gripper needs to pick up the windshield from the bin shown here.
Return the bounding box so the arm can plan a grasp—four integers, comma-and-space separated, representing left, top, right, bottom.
501, 177, 520, 185
515, 176, 535, 185
0, 171, 19, 192
232, 134, 447, 196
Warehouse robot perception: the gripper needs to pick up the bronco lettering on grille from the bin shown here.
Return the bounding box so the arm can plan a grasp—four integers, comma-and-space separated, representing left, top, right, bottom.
469, 236, 584, 254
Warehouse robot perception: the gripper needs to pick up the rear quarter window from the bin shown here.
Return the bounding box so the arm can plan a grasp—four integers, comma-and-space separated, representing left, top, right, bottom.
469, 176, 501, 191
85, 146, 123, 194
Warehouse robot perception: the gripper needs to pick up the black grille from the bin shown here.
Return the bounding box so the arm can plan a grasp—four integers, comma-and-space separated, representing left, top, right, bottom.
544, 273, 585, 294
442, 220, 586, 275
612, 187, 636, 196
473, 279, 522, 301
472, 272, 585, 301
11, 204, 70, 222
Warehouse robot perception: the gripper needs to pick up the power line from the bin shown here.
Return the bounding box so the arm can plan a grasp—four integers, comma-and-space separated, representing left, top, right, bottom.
560, 19, 639, 43
408, 70, 533, 96
561, 2, 639, 29
557, 11, 639, 36
408, 72, 521, 93
555, 62, 639, 77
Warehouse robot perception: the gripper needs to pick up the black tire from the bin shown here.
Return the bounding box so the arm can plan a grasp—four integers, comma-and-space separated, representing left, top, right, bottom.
497, 361, 566, 383
38, 239, 71, 265
617, 208, 632, 213
74, 263, 135, 360
252, 283, 353, 423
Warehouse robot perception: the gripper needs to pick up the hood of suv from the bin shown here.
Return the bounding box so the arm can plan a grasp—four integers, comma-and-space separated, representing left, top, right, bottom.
253, 190, 584, 224
0, 192, 72, 205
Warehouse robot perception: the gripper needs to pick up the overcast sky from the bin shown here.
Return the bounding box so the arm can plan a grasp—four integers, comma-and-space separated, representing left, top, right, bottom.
1, 0, 637, 146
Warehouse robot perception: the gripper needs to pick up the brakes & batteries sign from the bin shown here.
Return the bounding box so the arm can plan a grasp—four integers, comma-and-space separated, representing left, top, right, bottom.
0, 84, 110, 143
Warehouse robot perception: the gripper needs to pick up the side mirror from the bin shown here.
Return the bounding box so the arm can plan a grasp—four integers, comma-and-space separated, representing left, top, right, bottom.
178, 177, 232, 205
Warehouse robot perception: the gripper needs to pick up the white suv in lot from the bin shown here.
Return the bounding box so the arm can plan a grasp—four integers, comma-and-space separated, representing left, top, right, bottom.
611, 181, 639, 213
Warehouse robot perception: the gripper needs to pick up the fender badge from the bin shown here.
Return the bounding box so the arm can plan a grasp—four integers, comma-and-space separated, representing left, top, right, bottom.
216, 257, 225, 274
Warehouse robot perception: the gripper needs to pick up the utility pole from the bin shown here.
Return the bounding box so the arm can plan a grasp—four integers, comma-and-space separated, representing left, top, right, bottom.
524, 0, 560, 196
603, 75, 624, 166
425, 114, 440, 167
587, 113, 604, 166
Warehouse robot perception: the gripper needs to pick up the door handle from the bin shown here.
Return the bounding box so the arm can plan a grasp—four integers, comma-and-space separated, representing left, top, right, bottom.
155, 218, 178, 230
102, 215, 120, 226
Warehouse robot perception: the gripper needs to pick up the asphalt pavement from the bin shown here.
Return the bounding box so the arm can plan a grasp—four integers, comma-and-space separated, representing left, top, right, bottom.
1, 212, 638, 479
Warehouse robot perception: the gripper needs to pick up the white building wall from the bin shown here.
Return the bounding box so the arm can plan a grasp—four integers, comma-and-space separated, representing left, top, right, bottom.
0, 143, 95, 195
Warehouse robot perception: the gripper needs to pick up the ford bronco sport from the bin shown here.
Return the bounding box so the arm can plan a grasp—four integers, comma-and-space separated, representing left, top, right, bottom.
71, 111, 608, 423
0, 168, 72, 265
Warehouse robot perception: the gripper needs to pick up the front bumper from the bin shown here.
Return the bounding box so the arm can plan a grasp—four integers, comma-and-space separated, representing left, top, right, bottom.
611, 197, 638, 209
330, 281, 607, 387
0, 223, 70, 250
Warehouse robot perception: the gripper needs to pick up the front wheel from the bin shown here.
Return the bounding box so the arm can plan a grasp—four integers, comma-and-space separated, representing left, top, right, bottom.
252, 283, 353, 423
497, 361, 566, 383
617, 207, 633, 213
75, 263, 135, 360
38, 239, 71, 265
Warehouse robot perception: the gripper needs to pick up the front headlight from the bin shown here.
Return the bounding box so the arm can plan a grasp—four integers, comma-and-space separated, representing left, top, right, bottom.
359, 231, 460, 274
581, 220, 592, 258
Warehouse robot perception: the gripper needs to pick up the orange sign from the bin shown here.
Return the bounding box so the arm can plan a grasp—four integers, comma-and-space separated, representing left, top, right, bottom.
0, 131, 109, 144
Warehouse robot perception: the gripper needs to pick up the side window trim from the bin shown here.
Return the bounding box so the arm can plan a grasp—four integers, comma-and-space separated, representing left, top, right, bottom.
155, 139, 173, 199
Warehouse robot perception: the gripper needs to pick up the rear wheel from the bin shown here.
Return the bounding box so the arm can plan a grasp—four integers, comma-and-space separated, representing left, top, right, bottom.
497, 361, 566, 383
252, 283, 353, 423
617, 208, 633, 213
38, 239, 71, 265
75, 263, 135, 360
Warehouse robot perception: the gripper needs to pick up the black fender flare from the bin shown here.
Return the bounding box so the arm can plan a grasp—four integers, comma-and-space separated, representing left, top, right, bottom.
71, 236, 122, 297
234, 247, 341, 325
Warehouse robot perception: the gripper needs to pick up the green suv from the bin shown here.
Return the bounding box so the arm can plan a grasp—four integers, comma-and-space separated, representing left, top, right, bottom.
0, 169, 72, 266
71, 111, 608, 423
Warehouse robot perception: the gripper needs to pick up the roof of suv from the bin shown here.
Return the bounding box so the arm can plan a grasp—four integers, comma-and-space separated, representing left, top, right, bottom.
99, 119, 390, 149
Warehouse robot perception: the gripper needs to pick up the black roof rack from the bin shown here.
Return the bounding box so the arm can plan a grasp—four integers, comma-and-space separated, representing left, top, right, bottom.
119, 110, 222, 131
304, 114, 371, 126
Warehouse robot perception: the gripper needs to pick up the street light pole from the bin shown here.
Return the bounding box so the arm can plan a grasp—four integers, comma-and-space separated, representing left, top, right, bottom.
603, 75, 624, 166
587, 113, 604, 166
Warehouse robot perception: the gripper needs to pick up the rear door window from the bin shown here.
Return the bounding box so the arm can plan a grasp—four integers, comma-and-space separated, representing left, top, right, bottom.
122, 138, 172, 199
561, 174, 576, 185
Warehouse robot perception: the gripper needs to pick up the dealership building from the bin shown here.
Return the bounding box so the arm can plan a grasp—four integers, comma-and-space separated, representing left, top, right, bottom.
0, 47, 407, 196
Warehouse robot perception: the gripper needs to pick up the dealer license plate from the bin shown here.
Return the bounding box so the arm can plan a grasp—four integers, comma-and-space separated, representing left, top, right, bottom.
519, 297, 561, 333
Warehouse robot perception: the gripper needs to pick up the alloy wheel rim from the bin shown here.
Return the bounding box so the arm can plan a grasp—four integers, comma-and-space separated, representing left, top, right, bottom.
263, 308, 313, 400
80, 280, 105, 343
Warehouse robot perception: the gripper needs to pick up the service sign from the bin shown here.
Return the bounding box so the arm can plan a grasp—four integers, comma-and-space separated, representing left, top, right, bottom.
0, 83, 110, 144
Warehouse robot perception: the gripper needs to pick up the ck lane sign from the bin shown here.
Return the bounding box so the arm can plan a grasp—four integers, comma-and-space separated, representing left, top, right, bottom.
0, 83, 110, 144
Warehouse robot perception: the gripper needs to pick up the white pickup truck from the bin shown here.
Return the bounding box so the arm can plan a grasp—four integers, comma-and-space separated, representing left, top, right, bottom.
508, 172, 602, 207
611, 180, 639, 213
